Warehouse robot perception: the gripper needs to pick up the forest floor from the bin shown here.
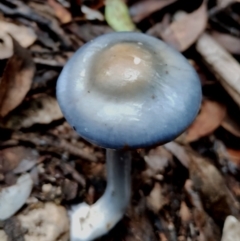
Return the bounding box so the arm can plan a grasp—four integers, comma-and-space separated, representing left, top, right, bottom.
1, 0, 240, 240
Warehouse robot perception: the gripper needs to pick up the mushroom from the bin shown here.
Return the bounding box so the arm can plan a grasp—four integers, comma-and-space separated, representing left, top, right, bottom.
56, 32, 202, 241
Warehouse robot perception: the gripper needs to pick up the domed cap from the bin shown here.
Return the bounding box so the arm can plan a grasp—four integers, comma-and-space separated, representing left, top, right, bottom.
57, 32, 202, 149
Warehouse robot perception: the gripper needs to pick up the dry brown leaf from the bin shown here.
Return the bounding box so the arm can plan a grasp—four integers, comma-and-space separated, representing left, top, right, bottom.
47, 0, 72, 24
185, 100, 226, 142
130, 0, 177, 23
221, 114, 240, 137
0, 32, 13, 59
179, 201, 192, 223
217, 0, 240, 8
144, 146, 172, 174
211, 31, 240, 55
2, 95, 63, 129
0, 39, 35, 117
189, 153, 239, 225
146, 182, 168, 213
161, 1, 207, 51
0, 146, 38, 174
0, 20, 36, 49
164, 142, 190, 168
226, 148, 240, 166
184, 179, 221, 240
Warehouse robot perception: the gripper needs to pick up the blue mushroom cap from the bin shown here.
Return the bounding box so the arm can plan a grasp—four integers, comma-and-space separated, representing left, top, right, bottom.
57, 32, 202, 149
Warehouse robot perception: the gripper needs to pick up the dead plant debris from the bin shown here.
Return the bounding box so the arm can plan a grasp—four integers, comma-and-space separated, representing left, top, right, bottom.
1, 0, 240, 241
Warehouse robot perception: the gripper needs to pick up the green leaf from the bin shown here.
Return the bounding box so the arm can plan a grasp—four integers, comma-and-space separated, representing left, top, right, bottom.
105, 0, 136, 32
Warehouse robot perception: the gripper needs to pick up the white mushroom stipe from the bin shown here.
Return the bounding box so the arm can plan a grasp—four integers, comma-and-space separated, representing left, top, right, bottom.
70, 150, 131, 241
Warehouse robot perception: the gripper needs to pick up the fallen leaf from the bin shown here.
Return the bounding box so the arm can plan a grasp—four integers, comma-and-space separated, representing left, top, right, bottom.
226, 148, 240, 167
161, 1, 207, 51
217, 0, 239, 8
0, 174, 33, 220
130, 0, 177, 23
105, 0, 136, 31
0, 32, 13, 59
0, 39, 35, 117
146, 182, 168, 213
0, 20, 37, 49
184, 179, 222, 240
144, 146, 172, 174
221, 216, 240, 241
211, 31, 240, 55
185, 100, 226, 142
196, 34, 240, 107
47, 0, 72, 23
2, 95, 63, 129
179, 201, 192, 223
68, 23, 113, 42
0, 230, 7, 241
0, 146, 38, 174
164, 141, 190, 168
221, 114, 240, 137
189, 153, 239, 226
82, 5, 104, 21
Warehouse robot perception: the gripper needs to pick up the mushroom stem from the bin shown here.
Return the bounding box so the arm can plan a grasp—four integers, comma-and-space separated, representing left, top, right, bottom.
70, 149, 131, 241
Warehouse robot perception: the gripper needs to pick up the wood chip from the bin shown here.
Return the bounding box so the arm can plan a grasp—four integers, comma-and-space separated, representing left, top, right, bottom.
196, 33, 240, 107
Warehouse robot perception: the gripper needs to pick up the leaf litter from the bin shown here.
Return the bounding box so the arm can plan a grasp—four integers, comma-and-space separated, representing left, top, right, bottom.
1, 0, 240, 241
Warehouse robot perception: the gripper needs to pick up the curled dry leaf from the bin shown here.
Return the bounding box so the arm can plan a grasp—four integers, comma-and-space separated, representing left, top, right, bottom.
105, 0, 136, 31
0, 32, 13, 59
189, 153, 239, 225
0, 174, 33, 220
211, 31, 240, 55
0, 146, 39, 174
221, 114, 240, 137
0, 39, 35, 117
146, 182, 168, 213
221, 216, 240, 241
82, 5, 104, 21
130, 0, 177, 23
47, 0, 72, 24
144, 146, 172, 177
2, 95, 63, 130
196, 34, 240, 107
185, 100, 226, 143
164, 141, 190, 168
0, 20, 36, 51
161, 1, 207, 51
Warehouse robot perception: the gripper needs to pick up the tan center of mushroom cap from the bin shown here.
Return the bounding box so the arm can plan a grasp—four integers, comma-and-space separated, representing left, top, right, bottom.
91, 42, 154, 95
